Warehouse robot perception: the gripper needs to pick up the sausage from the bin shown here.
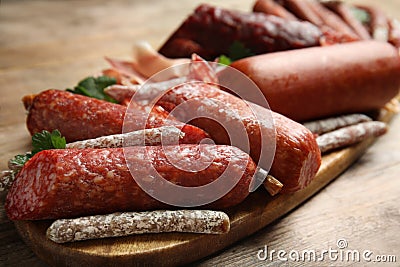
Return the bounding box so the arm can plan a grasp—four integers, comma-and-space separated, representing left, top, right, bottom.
5, 145, 255, 220
316, 121, 388, 153
46, 210, 230, 243
25, 89, 208, 143
155, 83, 321, 193
305, 0, 359, 39
303, 114, 372, 135
230, 41, 400, 122
323, 1, 371, 40
65, 126, 185, 149
253, 0, 298, 21
158, 4, 323, 60
278, 0, 324, 26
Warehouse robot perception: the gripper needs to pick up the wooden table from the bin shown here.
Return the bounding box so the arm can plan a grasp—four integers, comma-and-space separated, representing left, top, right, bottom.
1, 0, 399, 266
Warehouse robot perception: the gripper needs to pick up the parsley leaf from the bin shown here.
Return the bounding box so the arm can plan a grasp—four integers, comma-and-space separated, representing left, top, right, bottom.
217, 55, 232, 66
67, 76, 118, 103
9, 154, 32, 170
9, 130, 67, 171
351, 7, 370, 24
31, 130, 66, 155
217, 41, 254, 65
228, 41, 254, 61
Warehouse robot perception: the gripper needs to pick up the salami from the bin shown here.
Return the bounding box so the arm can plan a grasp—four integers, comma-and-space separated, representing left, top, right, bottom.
230, 41, 400, 122
154, 82, 321, 193
6, 145, 256, 220
46, 210, 230, 243
158, 4, 323, 60
24, 89, 208, 144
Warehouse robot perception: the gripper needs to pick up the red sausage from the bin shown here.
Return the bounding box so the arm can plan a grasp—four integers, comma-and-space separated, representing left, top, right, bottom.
253, 0, 298, 21
25, 89, 208, 143
158, 4, 322, 60
6, 145, 255, 220
156, 83, 321, 193
230, 41, 400, 122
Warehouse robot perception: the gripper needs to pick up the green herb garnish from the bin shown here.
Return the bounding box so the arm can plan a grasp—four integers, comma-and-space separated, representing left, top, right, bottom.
9, 154, 31, 170
351, 7, 370, 24
217, 41, 254, 65
67, 76, 118, 103
217, 55, 232, 66
228, 41, 254, 61
31, 129, 66, 155
10, 130, 66, 170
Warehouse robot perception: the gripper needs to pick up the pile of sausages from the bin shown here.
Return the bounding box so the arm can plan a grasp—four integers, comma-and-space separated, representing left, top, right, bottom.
3, 0, 400, 243
160, 0, 400, 59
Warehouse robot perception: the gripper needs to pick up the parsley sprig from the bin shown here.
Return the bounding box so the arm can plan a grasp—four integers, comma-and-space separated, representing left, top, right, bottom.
217, 41, 254, 65
67, 76, 118, 103
9, 130, 66, 171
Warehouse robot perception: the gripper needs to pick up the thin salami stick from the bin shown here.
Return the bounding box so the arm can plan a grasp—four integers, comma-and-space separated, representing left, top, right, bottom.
323, 1, 371, 40
46, 210, 230, 243
66, 126, 184, 149
316, 121, 387, 153
303, 114, 372, 135
253, 0, 298, 20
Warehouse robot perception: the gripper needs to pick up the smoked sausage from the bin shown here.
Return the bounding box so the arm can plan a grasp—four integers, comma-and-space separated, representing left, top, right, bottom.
159, 4, 323, 60
155, 83, 321, 193
25, 89, 208, 143
6, 145, 255, 220
230, 41, 400, 122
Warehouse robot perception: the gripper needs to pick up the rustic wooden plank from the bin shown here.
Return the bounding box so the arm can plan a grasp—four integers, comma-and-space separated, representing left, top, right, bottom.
195, 114, 400, 266
12, 120, 396, 266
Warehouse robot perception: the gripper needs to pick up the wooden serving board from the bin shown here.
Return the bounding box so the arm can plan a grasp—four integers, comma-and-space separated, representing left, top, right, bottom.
12, 108, 397, 267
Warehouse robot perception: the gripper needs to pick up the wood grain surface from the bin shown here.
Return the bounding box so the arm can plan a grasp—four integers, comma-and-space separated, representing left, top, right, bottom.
1, 0, 399, 266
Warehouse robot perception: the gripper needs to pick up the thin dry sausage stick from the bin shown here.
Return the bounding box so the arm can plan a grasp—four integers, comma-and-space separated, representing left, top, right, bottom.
253, 0, 298, 20
303, 114, 372, 135
316, 121, 387, 153
66, 126, 184, 149
323, 1, 371, 40
46, 210, 230, 243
